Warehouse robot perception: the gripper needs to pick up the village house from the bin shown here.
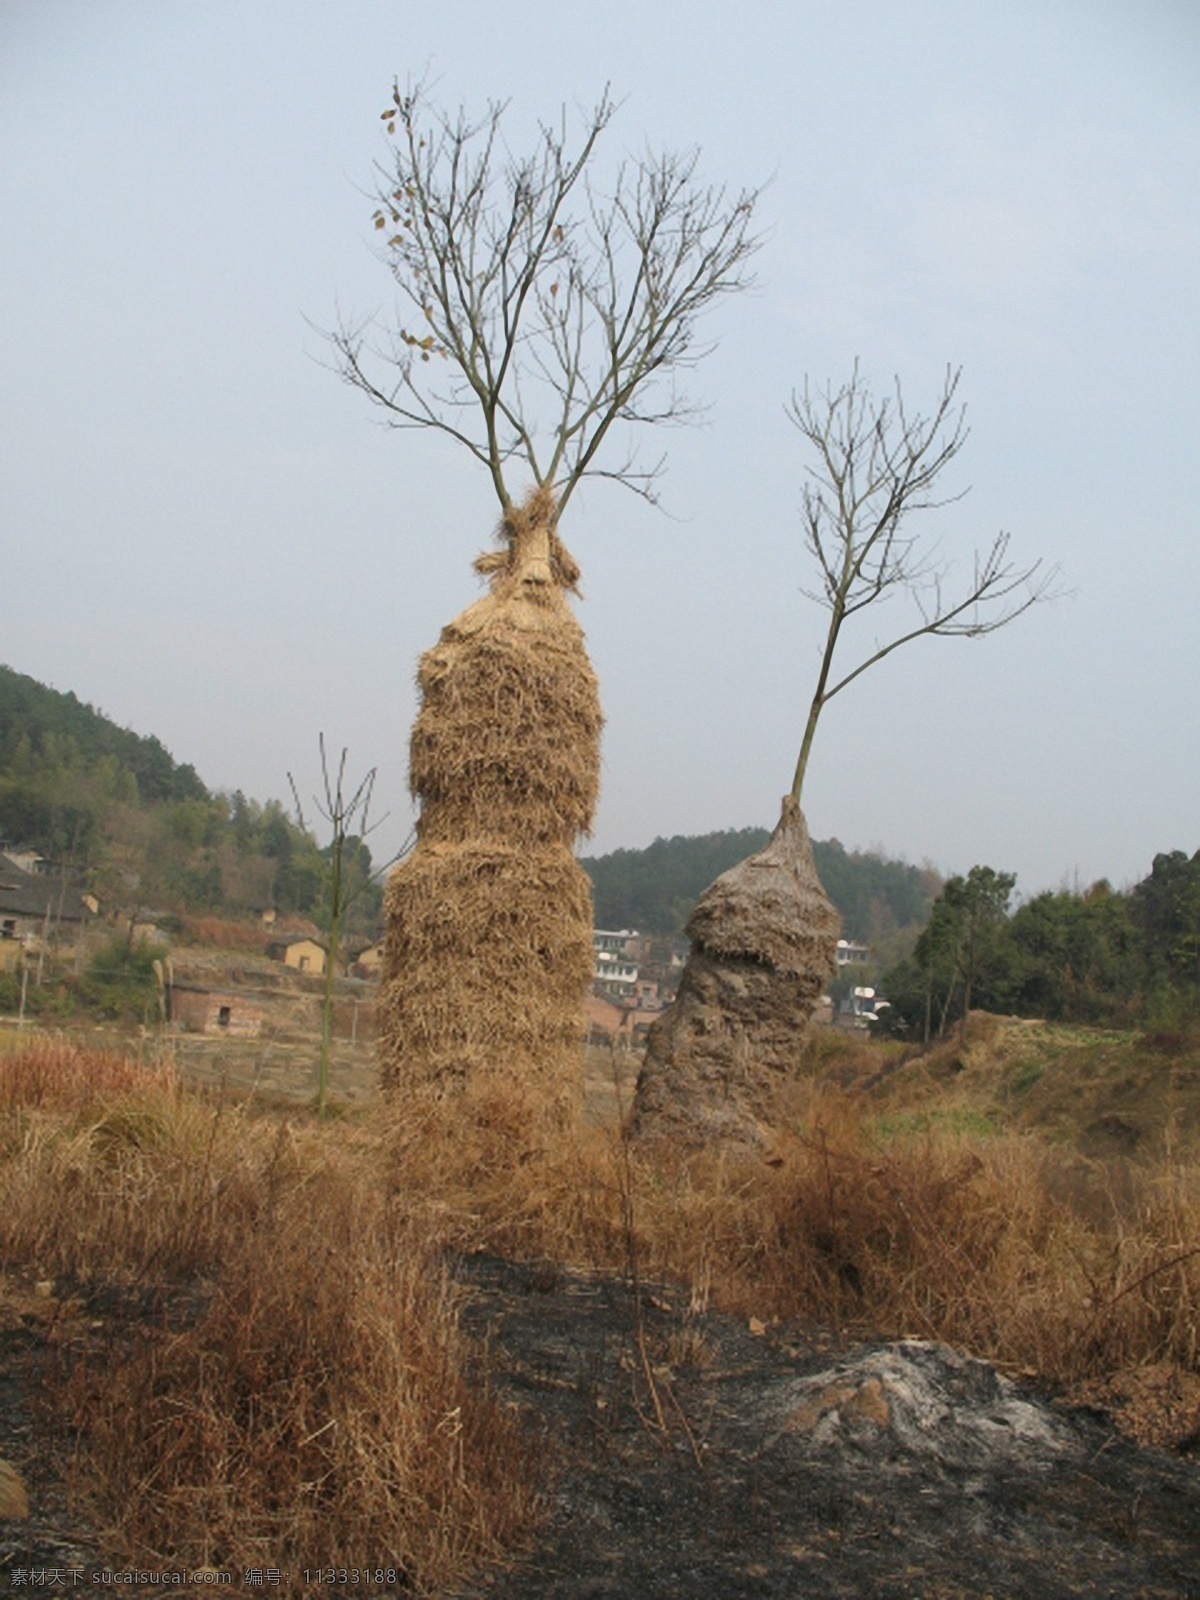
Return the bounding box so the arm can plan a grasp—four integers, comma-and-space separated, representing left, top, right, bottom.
592, 928, 642, 998
585, 993, 664, 1052
170, 984, 264, 1037
838, 985, 890, 1029
593, 949, 638, 997
0, 848, 95, 950
126, 912, 172, 946
633, 976, 661, 1007
350, 940, 385, 980
266, 934, 328, 976
1, 847, 46, 877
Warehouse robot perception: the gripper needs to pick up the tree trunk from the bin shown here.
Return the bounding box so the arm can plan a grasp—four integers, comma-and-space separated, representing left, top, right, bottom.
629, 794, 839, 1147
378, 489, 602, 1130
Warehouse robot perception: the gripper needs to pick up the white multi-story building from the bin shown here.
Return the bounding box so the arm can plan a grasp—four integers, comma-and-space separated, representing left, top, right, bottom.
592, 929, 639, 996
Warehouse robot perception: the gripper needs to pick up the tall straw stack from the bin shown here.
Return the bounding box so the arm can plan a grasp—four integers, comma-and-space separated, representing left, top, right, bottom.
630, 794, 839, 1146
379, 488, 602, 1123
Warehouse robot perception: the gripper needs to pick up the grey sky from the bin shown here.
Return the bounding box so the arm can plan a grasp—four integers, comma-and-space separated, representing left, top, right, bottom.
1, 0, 1197, 896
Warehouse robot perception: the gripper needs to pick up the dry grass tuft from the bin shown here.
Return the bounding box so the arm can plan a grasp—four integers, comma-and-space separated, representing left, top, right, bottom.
60, 1162, 536, 1583
0, 1034, 165, 1116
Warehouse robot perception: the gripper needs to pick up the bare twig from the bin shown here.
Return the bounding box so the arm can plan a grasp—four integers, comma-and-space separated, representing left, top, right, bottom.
788, 364, 1061, 799
327, 80, 761, 517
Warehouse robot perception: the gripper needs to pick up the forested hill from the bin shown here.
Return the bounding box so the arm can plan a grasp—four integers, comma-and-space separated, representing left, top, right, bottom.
0, 665, 381, 931
0, 665, 207, 808
581, 828, 941, 945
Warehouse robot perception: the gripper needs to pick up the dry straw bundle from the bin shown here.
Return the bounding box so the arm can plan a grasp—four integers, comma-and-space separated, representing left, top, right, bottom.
631, 794, 839, 1145
380, 487, 602, 1121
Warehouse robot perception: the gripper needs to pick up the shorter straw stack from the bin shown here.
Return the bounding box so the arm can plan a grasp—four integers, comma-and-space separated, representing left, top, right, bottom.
630, 794, 839, 1145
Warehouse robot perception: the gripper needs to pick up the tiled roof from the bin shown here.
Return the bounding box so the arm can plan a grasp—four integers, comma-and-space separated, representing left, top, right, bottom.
0, 857, 90, 922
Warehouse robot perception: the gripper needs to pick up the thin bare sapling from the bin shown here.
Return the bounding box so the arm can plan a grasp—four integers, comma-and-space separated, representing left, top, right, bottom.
290, 738, 410, 1118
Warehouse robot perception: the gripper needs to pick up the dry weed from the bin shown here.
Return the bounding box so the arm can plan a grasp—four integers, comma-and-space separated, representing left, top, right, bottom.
0, 1034, 164, 1116
60, 1164, 537, 1584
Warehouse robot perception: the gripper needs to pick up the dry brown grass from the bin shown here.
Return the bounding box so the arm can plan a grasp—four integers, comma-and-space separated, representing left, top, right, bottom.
3, 1032, 1197, 1582
181, 915, 272, 953
0, 1038, 538, 1590
379, 1073, 1200, 1394
0, 1034, 160, 1115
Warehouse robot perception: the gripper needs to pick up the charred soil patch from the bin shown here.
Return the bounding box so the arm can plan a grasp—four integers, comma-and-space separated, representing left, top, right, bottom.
453, 1255, 1200, 1600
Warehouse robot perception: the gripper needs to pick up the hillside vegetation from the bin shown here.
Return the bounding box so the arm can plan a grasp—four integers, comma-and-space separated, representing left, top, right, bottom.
0, 663, 207, 815
582, 827, 939, 947
2, 665, 936, 961
823, 1012, 1200, 1162
0, 664, 380, 933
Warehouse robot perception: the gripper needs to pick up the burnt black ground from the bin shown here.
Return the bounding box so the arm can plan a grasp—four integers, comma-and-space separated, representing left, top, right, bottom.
0, 1320, 98, 1585
2, 1261, 1198, 1598
452, 1256, 1200, 1600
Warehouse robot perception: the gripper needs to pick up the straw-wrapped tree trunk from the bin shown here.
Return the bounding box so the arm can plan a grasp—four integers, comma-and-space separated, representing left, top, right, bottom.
632, 367, 1053, 1146
629, 793, 838, 1144
332, 84, 759, 1119
378, 488, 601, 1117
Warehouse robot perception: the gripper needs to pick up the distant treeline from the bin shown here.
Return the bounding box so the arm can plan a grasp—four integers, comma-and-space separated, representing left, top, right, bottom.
882, 853, 1200, 1036
581, 827, 940, 947
0, 665, 380, 935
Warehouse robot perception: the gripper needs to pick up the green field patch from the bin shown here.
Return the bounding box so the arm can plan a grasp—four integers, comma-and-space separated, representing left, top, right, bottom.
871, 1106, 999, 1142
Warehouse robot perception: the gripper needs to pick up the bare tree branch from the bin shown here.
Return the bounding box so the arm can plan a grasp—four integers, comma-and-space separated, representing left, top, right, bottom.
789, 365, 1060, 800
325, 80, 762, 520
